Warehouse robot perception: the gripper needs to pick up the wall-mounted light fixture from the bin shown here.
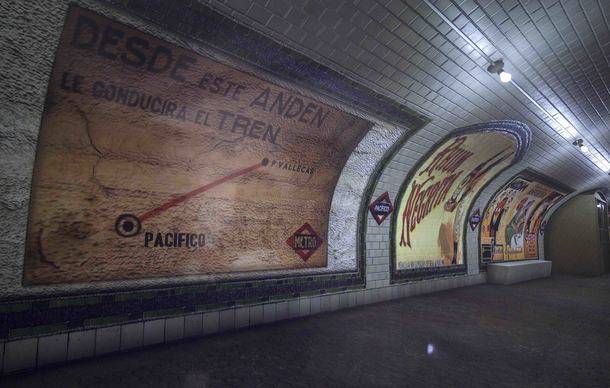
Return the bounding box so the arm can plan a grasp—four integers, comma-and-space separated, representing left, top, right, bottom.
572, 138, 590, 154
487, 59, 512, 83
423, 0, 610, 174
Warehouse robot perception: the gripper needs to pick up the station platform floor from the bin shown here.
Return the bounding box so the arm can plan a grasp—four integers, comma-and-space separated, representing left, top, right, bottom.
3, 274, 610, 387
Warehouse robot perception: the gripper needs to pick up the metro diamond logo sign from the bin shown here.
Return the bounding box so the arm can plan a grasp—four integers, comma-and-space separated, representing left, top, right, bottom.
469, 209, 481, 231
286, 223, 323, 262
369, 192, 394, 225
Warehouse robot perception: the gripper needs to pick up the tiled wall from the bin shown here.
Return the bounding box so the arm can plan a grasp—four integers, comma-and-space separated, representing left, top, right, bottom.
0, 273, 485, 374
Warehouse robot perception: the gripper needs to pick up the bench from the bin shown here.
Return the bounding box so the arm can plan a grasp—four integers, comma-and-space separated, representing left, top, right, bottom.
487, 260, 552, 285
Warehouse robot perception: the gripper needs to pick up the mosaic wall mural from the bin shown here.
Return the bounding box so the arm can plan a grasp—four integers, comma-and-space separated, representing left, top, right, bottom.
392, 122, 530, 277
480, 174, 569, 262
23, 6, 372, 285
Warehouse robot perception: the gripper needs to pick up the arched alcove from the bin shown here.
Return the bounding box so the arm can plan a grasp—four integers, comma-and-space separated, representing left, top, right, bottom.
545, 189, 610, 275
476, 170, 573, 267
360, 120, 530, 285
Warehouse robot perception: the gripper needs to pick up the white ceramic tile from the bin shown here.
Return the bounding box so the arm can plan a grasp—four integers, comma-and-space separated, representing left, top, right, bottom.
383, 287, 392, 301
67, 330, 95, 361
338, 293, 349, 309
329, 294, 340, 311
263, 303, 276, 323
165, 317, 185, 342
288, 299, 300, 318
218, 309, 234, 332
355, 290, 366, 305
320, 295, 331, 312
275, 301, 289, 320
391, 286, 399, 299
412, 282, 422, 296
37, 334, 68, 366
372, 287, 380, 302
120, 322, 143, 351
95, 326, 120, 356
299, 298, 310, 317
233, 307, 248, 329
4, 338, 37, 373
347, 292, 357, 307
184, 314, 203, 338
249, 305, 264, 326
309, 297, 321, 315
143, 319, 165, 346
402, 284, 412, 297
203, 312, 219, 335
422, 281, 434, 294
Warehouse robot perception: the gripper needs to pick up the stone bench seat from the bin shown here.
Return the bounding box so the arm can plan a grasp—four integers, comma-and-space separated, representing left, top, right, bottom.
487, 260, 552, 285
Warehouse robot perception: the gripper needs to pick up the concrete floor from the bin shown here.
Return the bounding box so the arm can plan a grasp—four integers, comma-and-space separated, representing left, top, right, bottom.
3, 274, 610, 387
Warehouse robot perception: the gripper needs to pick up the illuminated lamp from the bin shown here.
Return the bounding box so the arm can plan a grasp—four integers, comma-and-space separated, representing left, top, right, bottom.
572, 138, 589, 153
487, 59, 512, 83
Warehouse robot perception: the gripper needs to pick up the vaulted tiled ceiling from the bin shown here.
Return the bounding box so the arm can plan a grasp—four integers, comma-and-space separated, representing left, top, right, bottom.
206, 0, 610, 190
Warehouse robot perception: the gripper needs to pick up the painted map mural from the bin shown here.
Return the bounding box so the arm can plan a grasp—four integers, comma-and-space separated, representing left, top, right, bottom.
23, 6, 371, 285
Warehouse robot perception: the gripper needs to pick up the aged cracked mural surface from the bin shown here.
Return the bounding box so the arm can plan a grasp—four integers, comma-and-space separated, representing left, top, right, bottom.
23, 6, 371, 285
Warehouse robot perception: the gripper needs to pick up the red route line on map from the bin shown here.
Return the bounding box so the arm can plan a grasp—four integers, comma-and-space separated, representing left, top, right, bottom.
138, 160, 265, 222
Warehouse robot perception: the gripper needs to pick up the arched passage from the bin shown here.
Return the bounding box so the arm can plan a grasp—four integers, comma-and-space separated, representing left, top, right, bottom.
545, 190, 610, 276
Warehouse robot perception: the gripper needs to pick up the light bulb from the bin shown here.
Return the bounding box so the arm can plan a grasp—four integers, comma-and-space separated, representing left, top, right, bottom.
580, 145, 589, 153
499, 71, 512, 83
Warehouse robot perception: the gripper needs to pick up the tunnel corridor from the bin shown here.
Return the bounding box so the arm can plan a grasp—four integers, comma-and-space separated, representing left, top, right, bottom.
1, 0, 609, 386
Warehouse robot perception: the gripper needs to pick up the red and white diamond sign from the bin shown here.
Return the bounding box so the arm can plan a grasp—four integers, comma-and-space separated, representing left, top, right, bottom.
286, 223, 323, 262
369, 191, 394, 225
